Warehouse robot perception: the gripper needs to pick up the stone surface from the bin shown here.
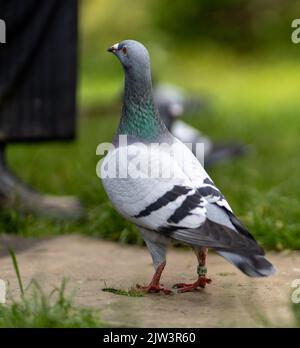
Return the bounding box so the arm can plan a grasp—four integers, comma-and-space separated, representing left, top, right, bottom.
0, 234, 298, 327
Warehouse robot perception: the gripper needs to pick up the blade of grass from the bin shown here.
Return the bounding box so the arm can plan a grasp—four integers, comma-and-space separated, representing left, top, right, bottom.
8, 248, 24, 297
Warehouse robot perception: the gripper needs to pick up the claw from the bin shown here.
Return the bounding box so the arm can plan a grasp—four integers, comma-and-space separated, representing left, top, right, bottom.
172, 283, 190, 289
172, 276, 212, 293
136, 283, 173, 295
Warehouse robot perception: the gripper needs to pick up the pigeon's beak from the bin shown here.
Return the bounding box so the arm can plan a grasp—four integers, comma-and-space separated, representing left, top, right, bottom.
107, 43, 119, 53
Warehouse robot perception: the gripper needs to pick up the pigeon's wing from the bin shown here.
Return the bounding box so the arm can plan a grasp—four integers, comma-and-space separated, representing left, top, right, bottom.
171, 139, 257, 246
170, 221, 275, 277
166, 203, 262, 255
172, 138, 233, 212
101, 143, 208, 232
177, 140, 257, 245
162, 139, 275, 277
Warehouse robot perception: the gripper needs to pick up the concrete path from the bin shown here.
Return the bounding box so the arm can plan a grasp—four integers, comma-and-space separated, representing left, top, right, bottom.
0, 234, 299, 327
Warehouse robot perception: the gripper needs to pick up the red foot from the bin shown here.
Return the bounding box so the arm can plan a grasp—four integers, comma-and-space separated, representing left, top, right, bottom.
136, 283, 173, 295
172, 276, 212, 293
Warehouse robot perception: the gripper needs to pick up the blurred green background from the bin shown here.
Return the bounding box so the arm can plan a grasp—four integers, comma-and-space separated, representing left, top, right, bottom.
2, 0, 300, 249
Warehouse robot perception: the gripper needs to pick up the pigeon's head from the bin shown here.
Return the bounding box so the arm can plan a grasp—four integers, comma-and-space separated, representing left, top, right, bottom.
107, 40, 151, 75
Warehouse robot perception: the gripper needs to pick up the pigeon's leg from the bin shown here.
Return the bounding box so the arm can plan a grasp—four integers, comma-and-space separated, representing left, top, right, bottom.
136, 229, 172, 295
136, 261, 172, 295
173, 247, 211, 292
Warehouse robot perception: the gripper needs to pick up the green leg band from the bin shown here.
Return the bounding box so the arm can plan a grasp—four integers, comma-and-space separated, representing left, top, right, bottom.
197, 265, 207, 277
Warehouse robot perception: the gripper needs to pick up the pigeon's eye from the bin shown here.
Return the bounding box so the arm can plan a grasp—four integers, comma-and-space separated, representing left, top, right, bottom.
121, 46, 128, 55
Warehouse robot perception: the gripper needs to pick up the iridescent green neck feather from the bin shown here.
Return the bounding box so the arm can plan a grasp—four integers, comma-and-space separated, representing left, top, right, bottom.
117, 66, 167, 142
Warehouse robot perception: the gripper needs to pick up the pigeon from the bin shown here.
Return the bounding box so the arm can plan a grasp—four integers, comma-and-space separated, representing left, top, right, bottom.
153, 83, 205, 129
153, 83, 247, 167
103, 40, 275, 294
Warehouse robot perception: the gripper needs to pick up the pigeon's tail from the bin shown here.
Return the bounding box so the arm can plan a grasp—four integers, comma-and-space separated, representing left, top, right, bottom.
218, 251, 276, 277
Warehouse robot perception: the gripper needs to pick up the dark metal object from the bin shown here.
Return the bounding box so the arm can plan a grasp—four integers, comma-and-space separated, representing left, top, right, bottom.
0, 0, 77, 142
0, 1, 84, 218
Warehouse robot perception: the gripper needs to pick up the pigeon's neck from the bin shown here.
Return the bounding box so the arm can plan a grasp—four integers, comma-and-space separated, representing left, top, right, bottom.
116, 69, 167, 142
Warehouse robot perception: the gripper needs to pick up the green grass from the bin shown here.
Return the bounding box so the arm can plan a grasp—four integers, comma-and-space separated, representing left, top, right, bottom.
102, 287, 144, 297
0, 249, 104, 328
3, 55, 300, 249
0, 280, 103, 328
293, 304, 300, 327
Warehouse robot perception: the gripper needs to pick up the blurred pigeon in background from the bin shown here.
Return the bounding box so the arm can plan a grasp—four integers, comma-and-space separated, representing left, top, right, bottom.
153, 83, 205, 128
153, 83, 247, 167
103, 40, 275, 294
